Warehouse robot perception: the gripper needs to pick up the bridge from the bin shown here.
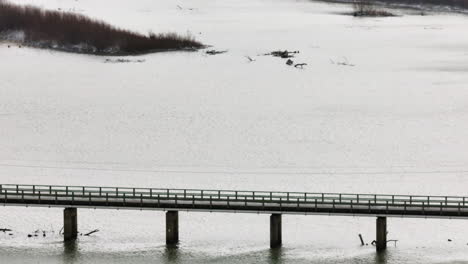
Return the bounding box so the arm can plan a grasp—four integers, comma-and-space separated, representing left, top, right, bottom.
2, 184, 468, 251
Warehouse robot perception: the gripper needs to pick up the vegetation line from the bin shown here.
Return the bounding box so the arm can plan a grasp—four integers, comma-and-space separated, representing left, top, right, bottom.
0, 1, 204, 55
352, 0, 396, 16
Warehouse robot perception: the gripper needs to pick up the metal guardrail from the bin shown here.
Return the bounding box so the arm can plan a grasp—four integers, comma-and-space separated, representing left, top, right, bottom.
1, 184, 468, 217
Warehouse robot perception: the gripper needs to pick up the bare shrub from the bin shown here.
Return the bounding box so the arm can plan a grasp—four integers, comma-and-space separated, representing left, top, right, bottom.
352, 0, 395, 16
353, 0, 374, 15
0, 1, 203, 54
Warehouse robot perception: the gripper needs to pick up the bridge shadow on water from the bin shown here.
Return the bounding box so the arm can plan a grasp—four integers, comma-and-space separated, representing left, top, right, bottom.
160, 245, 286, 264
62, 240, 79, 263
268, 247, 285, 264
59, 240, 391, 264
374, 251, 389, 264
163, 244, 181, 264
158, 246, 392, 264
267, 247, 390, 264
159, 244, 286, 264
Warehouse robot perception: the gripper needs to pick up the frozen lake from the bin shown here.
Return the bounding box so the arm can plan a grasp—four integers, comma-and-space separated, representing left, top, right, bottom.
1, 0, 468, 263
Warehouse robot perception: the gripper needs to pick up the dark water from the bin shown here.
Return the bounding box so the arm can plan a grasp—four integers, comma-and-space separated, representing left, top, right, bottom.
0, 242, 416, 264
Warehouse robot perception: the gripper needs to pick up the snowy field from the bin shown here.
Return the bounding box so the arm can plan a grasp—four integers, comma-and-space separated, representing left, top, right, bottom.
1, 0, 468, 263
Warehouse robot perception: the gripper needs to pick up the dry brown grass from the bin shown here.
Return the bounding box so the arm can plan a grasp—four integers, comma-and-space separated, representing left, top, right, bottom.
352, 0, 395, 16
377, 0, 468, 9
351, 0, 468, 14
0, 1, 203, 54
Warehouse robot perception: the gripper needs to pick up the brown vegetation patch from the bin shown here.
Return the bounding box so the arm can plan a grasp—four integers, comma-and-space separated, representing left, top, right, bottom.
0, 1, 203, 55
352, 0, 396, 16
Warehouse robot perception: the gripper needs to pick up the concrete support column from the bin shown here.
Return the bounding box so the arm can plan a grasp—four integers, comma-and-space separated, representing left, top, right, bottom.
376, 216, 387, 251
270, 214, 282, 248
64, 208, 78, 241
166, 211, 179, 245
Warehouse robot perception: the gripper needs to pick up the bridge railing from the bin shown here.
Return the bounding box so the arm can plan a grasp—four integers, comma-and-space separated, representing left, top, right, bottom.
1, 184, 468, 212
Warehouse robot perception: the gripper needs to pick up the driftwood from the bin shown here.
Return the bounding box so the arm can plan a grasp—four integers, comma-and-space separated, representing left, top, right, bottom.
265, 50, 299, 58
84, 229, 100, 236
176, 5, 195, 11
371, 239, 398, 246
294, 63, 307, 69
0, 228, 12, 232
264, 50, 307, 69
358, 234, 365, 246
206, 50, 227, 55
245, 56, 255, 62
330, 57, 355, 67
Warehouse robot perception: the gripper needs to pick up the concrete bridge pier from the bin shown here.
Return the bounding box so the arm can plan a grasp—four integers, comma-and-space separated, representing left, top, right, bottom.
64, 208, 78, 241
376, 216, 387, 252
270, 214, 282, 248
166, 211, 179, 245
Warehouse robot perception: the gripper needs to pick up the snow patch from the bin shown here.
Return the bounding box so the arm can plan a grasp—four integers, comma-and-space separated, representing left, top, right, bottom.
0, 30, 26, 42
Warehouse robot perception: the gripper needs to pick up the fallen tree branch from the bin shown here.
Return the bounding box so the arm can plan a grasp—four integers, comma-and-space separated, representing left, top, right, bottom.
176, 5, 196, 11
206, 50, 228, 55
294, 63, 307, 69
330, 57, 355, 67
84, 229, 100, 236
264, 50, 299, 59
245, 56, 255, 62
370, 239, 398, 246
358, 234, 365, 246
387, 239, 398, 246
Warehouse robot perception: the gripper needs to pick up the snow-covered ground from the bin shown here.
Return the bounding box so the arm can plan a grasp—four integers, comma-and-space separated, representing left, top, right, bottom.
1, 0, 468, 263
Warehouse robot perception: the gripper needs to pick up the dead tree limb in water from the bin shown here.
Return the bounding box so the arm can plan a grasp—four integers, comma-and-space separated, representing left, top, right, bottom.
330, 57, 355, 67
246, 56, 255, 62
265, 50, 299, 58
359, 234, 365, 246
84, 229, 100, 236
206, 50, 228, 55
294, 63, 307, 69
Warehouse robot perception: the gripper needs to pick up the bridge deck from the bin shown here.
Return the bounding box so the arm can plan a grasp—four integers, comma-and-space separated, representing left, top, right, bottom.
1, 184, 468, 219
